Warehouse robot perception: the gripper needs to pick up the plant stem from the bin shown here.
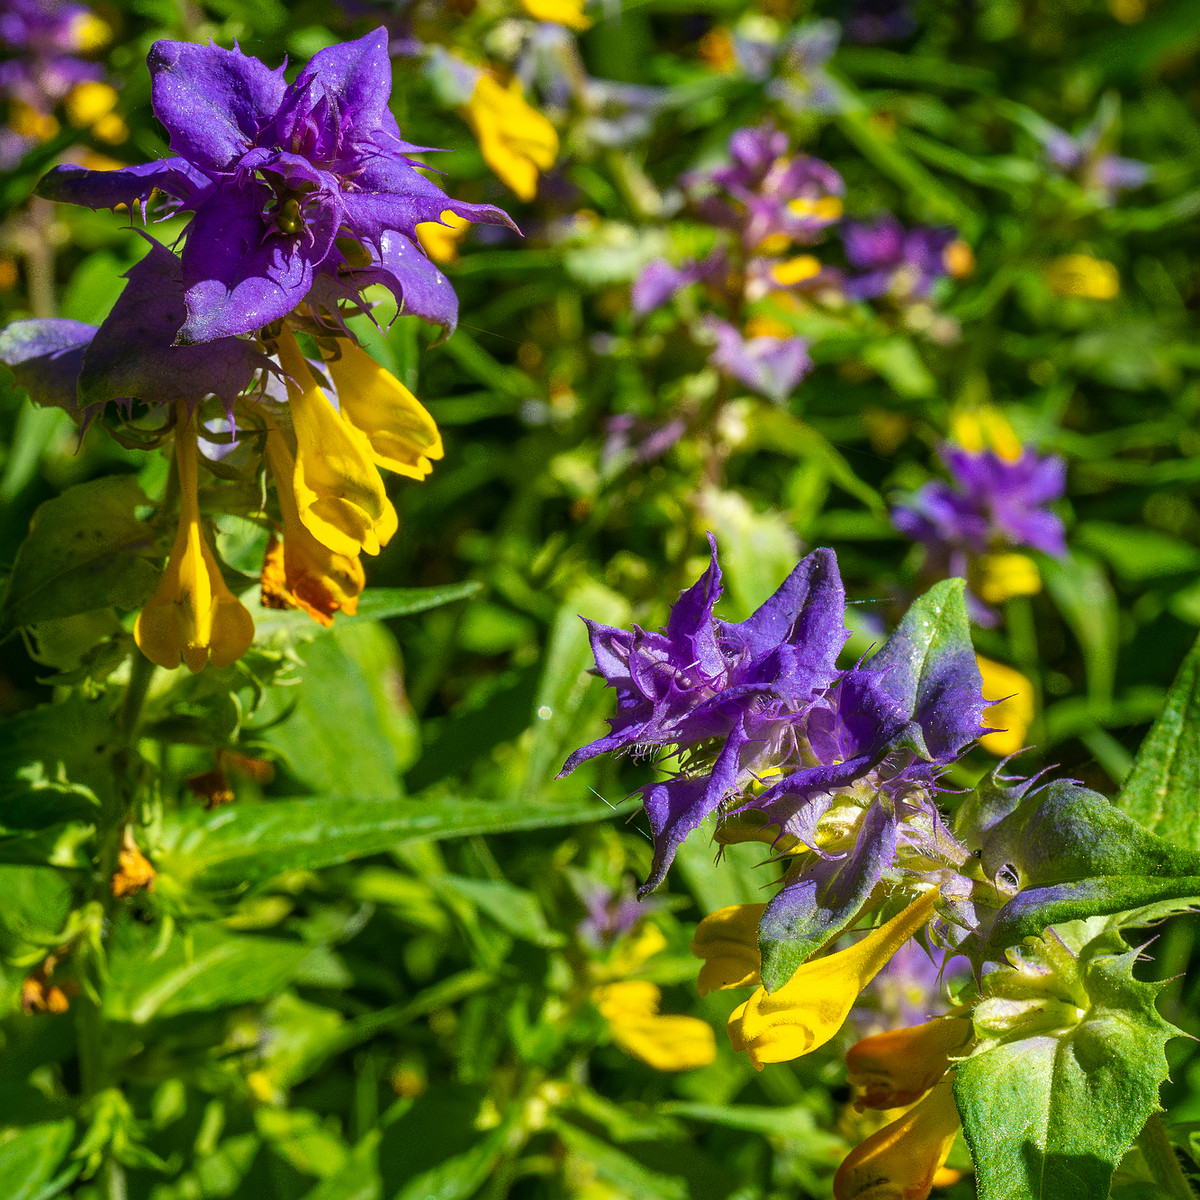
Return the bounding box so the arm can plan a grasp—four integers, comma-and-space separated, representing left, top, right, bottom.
1139, 1113, 1196, 1200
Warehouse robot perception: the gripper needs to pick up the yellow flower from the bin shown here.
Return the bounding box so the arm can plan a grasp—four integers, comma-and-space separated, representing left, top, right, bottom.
698, 28, 736, 72
64, 81, 117, 128
134, 409, 255, 672
833, 1080, 961, 1200
520, 0, 592, 29
276, 326, 397, 558
846, 1017, 972, 1110
462, 75, 559, 202
416, 209, 470, 264
949, 407, 1022, 461
321, 339, 444, 481
977, 656, 1035, 757
261, 427, 365, 627
970, 552, 1041, 605
691, 903, 767, 995
593, 981, 717, 1071
770, 255, 822, 288
942, 239, 975, 278
1044, 254, 1120, 300
727, 891, 939, 1070
9, 100, 59, 142
68, 11, 111, 52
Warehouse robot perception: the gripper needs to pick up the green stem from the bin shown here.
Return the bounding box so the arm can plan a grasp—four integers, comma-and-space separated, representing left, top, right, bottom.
1138, 1113, 1196, 1200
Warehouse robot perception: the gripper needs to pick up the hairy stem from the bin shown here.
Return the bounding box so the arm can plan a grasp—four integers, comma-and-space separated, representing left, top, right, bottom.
1139, 1113, 1196, 1200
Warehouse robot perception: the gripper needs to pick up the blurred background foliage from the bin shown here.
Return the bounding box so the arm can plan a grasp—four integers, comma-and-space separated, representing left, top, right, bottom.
4, 0, 1200, 1196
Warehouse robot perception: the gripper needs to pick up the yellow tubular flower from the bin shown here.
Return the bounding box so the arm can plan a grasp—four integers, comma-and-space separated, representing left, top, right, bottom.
691, 903, 767, 995
970, 552, 1042, 605
977, 656, 1035, 757
833, 1080, 961, 1200
64, 81, 118, 128
462, 75, 559, 202
276, 327, 397, 558
520, 0, 592, 29
262, 427, 365, 627
846, 1018, 972, 1110
321, 340, 444, 480
949, 407, 1022, 462
416, 209, 470, 264
770, 255, 822, 288
593, 982, 717, 1072
135, 409, 255, 672
727, 891, 939, 1070
1044, 254, 1120, 300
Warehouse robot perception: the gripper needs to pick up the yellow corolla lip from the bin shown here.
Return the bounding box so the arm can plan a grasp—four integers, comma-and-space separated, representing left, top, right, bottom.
519, 0, 592, 30
727, 890, 940, 1069
321, 339, 444, 480
262, 428, 365, 627
977, 655, 1035, 758
593, 981, 716, 1072
950, 406, 1023, 462
691, 902, 767, 995
462, 75, 559, 202
416, 209, 470, 264
134, 409, 254, 672
971, 552, 1041, 606
833, 1079, 961, 1200
276, 326, 397, 558
846, 1017, 973, 1110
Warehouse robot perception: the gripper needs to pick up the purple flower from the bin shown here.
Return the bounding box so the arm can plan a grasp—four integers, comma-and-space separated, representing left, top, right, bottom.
560, 541, 987, 985
703, 316, 812, 403
631, 250, 726, 317
841, 215, 956, 301
892, 445, 1067, 560
600, 413, 687, 468
1038, 108, 1149, 203
767, 20, 841, 115
845, 0, 916, 45
0, 0, 103, 110
37, 29, 515, 343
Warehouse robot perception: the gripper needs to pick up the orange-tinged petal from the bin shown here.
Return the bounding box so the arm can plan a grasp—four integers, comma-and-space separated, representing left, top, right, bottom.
691, 903, 767, 995
263, 429, 365, 626
833, 1080, 961, 1200
727, 891, 939, 1069
277, 327, 395, 558
134, 412, 254, 672
594, 982, 717, 1071
846, 1018, 972, 1110
322, 340, 443, 480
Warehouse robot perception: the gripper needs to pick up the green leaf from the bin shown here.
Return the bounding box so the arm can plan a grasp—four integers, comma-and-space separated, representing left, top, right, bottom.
440, 875, 564, 947
0, 1120, 76, 1200
867, 577, 977, 731
299, 1134, 380, 1200
157, 794, 636, 890
1042, 554, 1119, 706
551, 1118, 688, 1200
957, 940, 1178, 1200
104, 920, 318, 1023
248, 582, 481, 643
1117, 632, 1200, 850
0, 477, 159, 637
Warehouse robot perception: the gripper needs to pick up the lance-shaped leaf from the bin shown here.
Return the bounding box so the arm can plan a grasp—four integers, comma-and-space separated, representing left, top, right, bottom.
957, 925, 1179, 1200
0, 476, 160, 638
1117, 631, 1200, 850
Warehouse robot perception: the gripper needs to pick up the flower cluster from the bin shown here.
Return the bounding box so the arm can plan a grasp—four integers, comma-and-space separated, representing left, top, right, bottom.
892, 408, 1067, 622
561, 536, 990, 989
0, 0, 124, 166
3, 30, 512, 672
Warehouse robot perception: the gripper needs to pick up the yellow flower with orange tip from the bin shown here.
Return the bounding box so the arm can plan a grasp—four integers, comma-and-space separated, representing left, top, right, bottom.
727, 890, 939, 1070
970, 551, 1042, 605
261, 427, 366, 627
275, 325, 397, 559
321, 339, 444, 481
977, 656, 1035, 757
519, 0, 592, 29
833, 1080, 962, 1200
691, 903, 766, 995
846, 1017, 972, 1110
462, 74, 559, 203
416, 209, 470, 264
593, 981, 717, 1072
134, 407, 255, 672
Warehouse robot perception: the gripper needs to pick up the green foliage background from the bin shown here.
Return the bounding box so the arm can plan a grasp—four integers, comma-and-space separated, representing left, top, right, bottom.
5, 0, 1200, 1196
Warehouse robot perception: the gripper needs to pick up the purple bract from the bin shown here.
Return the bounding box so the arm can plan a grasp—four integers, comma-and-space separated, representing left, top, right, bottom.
37, 28, 516, 343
